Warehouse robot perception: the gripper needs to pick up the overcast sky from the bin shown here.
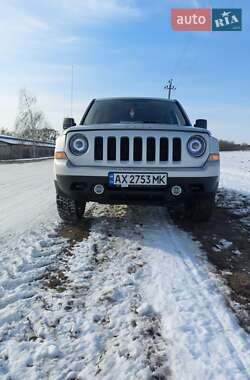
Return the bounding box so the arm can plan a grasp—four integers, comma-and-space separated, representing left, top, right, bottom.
0, 0, 249, 142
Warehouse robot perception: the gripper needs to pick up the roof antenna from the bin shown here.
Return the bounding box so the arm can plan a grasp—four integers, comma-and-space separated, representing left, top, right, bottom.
164, 79, 176, 99
70, 64, 74, 117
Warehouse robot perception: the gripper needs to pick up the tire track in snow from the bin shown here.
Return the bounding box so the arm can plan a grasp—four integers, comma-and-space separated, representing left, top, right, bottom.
0, 204, 170, 379
0, 224, 69, 339
165, 219, 250, 378
1, 198, 250, 379
61, 204, 171, 380
140, 207, 250, 380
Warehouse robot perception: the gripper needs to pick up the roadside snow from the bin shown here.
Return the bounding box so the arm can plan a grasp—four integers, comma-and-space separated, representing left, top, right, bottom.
213, 239, 233, 251
0, 160, 56, 236
0, 157, 53, 164
141, 209, 250, 380
220, 151, 250, 194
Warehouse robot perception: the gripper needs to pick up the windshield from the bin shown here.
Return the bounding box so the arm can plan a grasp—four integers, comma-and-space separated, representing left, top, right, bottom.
82, 99, 190, 126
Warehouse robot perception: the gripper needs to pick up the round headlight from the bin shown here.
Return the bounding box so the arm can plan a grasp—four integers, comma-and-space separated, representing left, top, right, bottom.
187, 136, 206, 157
69, 134, 89, 156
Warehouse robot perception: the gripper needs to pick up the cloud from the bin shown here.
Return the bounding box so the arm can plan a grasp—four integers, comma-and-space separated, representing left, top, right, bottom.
0, 0, 141, 59
0, 4, 49, 35
58, 0, 141, 20
0, 4, 50, 59
24, 16, 49, 31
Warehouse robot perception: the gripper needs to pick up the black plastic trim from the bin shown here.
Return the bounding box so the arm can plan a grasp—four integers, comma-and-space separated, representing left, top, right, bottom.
55, 175, 219, 205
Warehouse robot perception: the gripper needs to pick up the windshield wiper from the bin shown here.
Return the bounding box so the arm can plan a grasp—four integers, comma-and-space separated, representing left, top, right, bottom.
118, 121, 161, 124
119, 121, 144, 124
142, 121, 159, 124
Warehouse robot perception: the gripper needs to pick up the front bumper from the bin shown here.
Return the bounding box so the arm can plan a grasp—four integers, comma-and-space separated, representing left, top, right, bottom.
55, 174, 219, 204
54, 158, 220, 204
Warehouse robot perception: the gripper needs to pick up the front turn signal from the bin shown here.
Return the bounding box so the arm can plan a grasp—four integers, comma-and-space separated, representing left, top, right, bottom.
208, 153, 220, 161
54, 151, 67, 159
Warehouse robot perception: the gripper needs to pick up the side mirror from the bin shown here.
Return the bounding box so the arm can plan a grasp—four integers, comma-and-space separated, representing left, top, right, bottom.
63, 117, 76, 130
194, 119, 207, 129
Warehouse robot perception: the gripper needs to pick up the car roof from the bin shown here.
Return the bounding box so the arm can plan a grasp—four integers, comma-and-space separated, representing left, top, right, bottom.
95, 97, 176, 103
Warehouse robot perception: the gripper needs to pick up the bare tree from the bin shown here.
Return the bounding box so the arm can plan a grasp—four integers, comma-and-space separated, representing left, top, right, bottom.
15, 89, 42, 138
14, 89, 58, 141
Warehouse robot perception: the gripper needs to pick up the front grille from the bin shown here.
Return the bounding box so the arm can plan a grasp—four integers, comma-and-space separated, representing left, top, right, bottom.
134, 137, 142, 161
94, 136, 182, 163
173, 138, 181, 162
160, 138, 168, 161
94, 137, 103, 160
147, 138, 156, 162
107, 137, 116, 160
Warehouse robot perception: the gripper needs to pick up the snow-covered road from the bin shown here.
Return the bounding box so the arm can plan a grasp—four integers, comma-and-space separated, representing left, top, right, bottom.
0, 159, 56, 236
0, 155, 250, 379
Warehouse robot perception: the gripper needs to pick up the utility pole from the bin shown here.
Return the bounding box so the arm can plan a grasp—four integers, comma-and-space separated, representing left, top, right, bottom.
164, 79, 176, 99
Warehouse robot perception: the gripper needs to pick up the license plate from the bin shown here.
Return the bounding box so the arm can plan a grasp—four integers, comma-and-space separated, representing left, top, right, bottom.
108, 172, 168, 187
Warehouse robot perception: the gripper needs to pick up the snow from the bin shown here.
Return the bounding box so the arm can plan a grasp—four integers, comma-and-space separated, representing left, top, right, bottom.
0, 160, 56, 236
0, 154, 250, 379
219, 151, 250, 228
141, 211, 250, 379
213, 239, 233, 251
220, 151, 250, 194
0, 157, 53, 163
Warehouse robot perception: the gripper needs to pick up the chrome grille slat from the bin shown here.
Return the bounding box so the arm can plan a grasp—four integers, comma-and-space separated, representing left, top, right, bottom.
168, 138, 173, 164
129, 137, 133, 163
155, 137, 160, 164
103, 136, 108, 161
142, 137, 147, 162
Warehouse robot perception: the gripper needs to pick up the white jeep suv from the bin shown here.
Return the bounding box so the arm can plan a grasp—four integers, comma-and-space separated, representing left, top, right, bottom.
54, 97, 220, 223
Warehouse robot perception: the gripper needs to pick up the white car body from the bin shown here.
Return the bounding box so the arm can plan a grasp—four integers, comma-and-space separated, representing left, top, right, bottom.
54, 98, 220, 222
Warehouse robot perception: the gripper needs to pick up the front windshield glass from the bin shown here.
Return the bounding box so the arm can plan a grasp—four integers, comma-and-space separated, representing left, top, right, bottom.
83, 99, 189, 126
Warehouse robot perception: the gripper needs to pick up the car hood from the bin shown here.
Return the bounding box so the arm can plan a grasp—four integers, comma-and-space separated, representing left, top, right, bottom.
64, 123, 210, 135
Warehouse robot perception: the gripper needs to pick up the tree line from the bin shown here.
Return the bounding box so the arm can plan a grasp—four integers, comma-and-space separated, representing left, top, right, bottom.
0, 89, 59, 142
219, 140, 250, 151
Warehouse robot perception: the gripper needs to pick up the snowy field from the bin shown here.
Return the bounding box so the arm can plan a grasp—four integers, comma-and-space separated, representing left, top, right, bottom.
0, 153, 250, 379
220, 151, 250, 194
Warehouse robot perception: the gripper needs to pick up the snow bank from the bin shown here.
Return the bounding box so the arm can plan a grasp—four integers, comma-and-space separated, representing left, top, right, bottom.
220, 151, 250, 194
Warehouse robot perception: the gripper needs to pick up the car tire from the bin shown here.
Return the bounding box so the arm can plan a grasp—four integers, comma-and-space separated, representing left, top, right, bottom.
56, 194, 86, 224
185, 196, 215, 222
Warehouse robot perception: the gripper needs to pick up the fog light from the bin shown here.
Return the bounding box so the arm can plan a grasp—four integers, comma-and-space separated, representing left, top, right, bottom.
171, 185, 182, 196
94, 184, 104, 195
